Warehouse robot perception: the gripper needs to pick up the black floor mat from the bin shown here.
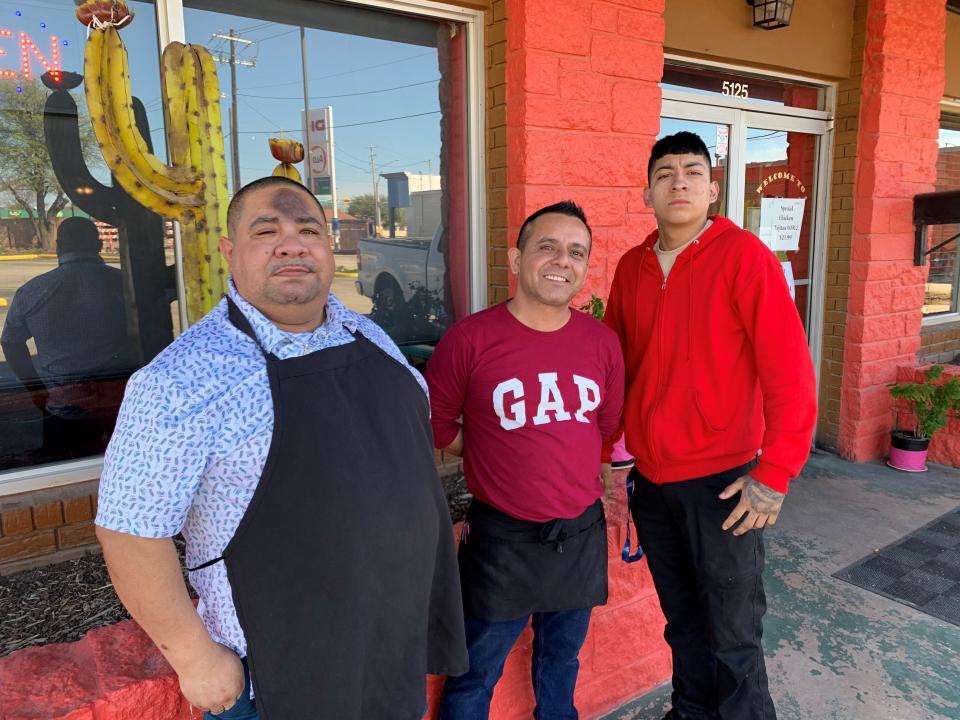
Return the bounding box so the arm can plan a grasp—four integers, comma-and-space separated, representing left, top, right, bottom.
833, 505, 960, 627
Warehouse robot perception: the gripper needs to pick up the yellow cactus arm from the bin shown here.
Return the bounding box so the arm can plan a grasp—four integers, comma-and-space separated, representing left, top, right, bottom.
102, 27, 200, 196
84, 27, 202, 213
84, 24, 231, 324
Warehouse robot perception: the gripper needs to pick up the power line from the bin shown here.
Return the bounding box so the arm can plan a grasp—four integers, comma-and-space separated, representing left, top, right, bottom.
254, 28, 298, 43
238, 78, 439, 101
241, 51, 435, 91
238, 95, 283, 129
242, 109, 440, 133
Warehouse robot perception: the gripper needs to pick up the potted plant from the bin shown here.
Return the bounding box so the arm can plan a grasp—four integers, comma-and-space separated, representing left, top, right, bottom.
888, 364, 960, 472
579, 295, 633, 470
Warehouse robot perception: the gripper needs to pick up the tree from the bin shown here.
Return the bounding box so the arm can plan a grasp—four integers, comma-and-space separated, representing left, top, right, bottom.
347, 193, 404, 225
0, 79, 100, 250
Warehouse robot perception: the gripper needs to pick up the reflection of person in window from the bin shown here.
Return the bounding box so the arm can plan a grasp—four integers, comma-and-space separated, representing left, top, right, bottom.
0, 217, 133, 454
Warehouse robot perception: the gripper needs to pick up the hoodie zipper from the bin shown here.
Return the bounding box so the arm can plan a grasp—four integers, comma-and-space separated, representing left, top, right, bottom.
646, 246, 666, 483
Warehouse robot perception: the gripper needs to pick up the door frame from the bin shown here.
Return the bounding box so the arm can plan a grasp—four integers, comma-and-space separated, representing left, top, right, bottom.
661, 90, 835, 394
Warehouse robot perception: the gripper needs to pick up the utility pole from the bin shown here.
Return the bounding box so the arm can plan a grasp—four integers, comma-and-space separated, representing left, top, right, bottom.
212, 30, 255, 194
369, 145, 381, 232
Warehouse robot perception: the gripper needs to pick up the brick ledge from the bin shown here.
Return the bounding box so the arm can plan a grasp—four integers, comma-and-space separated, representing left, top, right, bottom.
0, 509, 670, 719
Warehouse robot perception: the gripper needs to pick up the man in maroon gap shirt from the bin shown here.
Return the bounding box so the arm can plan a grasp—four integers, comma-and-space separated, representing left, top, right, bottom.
427, 201, 624, 720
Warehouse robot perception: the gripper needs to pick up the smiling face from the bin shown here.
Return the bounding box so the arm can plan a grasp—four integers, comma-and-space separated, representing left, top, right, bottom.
508, 212, 590, 309
644, 152, 719, 237
220, 184, 333, 331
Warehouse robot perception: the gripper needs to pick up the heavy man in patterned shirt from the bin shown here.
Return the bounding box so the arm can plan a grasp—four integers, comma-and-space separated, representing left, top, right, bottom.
96, 176, 467, 720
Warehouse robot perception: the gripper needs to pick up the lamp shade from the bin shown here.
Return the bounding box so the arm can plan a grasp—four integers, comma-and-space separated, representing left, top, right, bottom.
749, 0, 794, 29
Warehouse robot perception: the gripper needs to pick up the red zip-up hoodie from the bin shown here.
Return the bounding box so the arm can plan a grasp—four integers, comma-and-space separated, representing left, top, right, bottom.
604, 216, 817, 494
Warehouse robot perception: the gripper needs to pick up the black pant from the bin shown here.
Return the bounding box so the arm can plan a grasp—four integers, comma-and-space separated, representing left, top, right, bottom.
629, 463, 776, 720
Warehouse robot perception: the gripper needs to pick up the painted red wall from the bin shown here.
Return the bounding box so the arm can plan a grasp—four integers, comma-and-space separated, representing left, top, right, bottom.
838, 0, 946, 461
504, 0, 664, 307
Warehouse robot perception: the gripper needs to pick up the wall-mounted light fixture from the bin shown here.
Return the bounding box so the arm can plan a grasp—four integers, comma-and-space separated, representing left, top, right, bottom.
746, 0, 794, 30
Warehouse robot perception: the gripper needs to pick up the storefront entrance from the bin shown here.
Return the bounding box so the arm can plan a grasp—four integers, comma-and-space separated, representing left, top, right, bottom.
658, 63, 834, 385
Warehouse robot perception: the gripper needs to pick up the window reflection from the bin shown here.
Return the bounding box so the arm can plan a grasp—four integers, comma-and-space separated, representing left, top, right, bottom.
0, 0, 171, 470
183, 0, 469, 346
0, 0, 471, 473
923, 119, 960, 316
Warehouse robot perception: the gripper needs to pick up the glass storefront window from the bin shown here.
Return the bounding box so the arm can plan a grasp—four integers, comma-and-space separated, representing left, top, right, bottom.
0, 0, 473, 477
183, 0, 470, 347
923, 115, 960, 316
0, 1, 174, 471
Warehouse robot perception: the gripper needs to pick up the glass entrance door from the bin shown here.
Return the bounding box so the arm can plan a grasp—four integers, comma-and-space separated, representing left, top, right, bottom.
743, 126, 818, 332
659, 93, 831, 362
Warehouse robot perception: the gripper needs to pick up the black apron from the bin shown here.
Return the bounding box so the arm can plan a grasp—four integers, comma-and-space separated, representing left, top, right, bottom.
457, 498, 608, 622
212, 299, 468, 719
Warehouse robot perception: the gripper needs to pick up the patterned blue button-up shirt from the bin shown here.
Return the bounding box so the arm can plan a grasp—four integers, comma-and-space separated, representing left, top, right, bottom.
96, 281, 427, 657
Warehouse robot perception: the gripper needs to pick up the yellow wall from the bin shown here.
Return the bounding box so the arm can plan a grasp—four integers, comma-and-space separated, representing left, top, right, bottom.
947, 10, 960, 100
444, 0, 490, 10
664, 0, 855, 80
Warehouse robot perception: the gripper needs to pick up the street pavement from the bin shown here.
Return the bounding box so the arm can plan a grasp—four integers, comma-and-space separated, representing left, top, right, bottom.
603, 451, 960, 720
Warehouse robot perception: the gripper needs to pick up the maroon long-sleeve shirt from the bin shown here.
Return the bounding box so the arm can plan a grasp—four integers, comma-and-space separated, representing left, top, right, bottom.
426, 302, 624, 522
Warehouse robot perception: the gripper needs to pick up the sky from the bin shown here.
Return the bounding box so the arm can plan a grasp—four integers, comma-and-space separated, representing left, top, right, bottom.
1, 0, 446, 205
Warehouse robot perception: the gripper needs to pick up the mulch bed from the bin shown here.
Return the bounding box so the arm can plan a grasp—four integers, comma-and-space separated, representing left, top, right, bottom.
0, 473, 470, 659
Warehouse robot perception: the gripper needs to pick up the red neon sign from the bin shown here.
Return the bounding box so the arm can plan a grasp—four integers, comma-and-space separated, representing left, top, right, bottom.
0, 29, 61, 82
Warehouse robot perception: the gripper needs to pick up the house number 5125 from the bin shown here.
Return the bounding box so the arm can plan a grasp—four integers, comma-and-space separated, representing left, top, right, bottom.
722, 81, 749, 98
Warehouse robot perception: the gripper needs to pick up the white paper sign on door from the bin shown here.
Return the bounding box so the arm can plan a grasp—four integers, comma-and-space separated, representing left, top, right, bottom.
715, 126, 729, 159
781, 261, 796, 301
758, 197, 805, 251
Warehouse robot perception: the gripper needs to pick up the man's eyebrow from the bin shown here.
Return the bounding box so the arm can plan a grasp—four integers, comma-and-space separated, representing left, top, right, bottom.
683, 159, 708, 169
248, 214, 323, 228
249, 215, 278, 228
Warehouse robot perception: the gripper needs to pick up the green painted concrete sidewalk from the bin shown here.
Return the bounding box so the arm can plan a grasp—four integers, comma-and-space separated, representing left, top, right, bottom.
604, 451, 960, 720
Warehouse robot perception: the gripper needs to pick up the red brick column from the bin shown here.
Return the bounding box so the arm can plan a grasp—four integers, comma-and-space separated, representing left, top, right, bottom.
838, 0, 946, 461
504, 0, 663, 302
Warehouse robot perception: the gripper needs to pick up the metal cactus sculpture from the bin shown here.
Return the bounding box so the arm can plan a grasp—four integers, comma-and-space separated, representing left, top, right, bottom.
269, 138, 305, 183
79, 0, 228, 323
42, 70, 174, 365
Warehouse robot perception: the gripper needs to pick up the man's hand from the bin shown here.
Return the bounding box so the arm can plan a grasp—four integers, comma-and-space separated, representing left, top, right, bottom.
442, 427, 464, 457
719, 475, 785, 536
96, 529, 243, 714
600, 463, 614, 497
177, 641, 246, 714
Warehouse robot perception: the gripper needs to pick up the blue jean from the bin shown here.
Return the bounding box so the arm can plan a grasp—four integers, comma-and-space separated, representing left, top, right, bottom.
438, 608, 593, 720
204, 658, 257, 720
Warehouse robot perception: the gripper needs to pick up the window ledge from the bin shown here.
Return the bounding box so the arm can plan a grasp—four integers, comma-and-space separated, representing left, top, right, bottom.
922, 312, 960, 330
0, 457, 102, 497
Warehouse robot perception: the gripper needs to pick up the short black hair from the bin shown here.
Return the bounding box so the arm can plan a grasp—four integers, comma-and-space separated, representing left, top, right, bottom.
227, 176, 327, 233
647, 131, 713, 182
56, 217, 101, 256
517, 200, 591, 251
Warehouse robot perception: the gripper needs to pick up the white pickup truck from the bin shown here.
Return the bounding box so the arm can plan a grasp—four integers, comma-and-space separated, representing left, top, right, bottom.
355, 225, 446, 341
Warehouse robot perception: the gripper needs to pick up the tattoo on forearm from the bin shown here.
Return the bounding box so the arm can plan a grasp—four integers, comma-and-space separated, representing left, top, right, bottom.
743, 478, 785, 514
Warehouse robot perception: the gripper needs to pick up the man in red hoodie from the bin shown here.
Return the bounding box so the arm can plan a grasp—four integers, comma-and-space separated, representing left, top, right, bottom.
604, 132, 817, 720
